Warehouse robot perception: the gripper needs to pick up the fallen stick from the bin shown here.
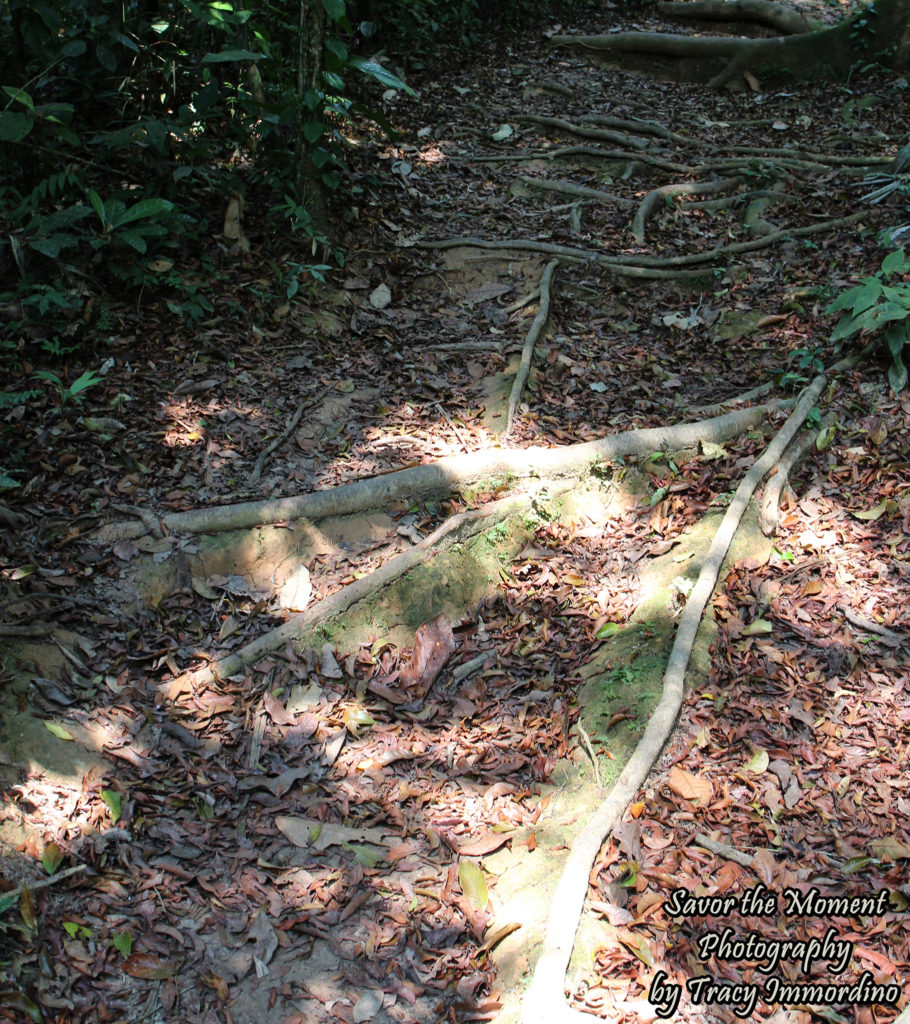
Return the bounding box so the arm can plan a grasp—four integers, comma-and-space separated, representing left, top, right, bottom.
2, 864, 89, 902
520, 373, 830, 1024
506, 260, 558, 436
249, 385, 330, 486
93, 403, 778, 544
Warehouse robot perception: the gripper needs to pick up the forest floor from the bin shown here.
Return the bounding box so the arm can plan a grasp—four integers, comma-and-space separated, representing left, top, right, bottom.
2, 2, 910, 1023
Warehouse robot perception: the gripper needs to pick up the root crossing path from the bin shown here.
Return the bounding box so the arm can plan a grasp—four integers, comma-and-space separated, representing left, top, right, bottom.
2, 4, 910, 1024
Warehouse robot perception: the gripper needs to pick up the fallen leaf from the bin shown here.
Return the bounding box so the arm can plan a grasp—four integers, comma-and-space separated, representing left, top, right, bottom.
122, 952, 176, 979
458, 860, 488, 910
667, 766, 713, 805
264, 692, 297, 727
399, 614, 456, 698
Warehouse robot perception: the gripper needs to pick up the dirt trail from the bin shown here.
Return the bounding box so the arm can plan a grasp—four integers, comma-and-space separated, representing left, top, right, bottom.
2, 3, 910, 1024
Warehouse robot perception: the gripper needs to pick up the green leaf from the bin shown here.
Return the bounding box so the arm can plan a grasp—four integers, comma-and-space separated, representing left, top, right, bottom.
345, 843, 381, 868
61, 39, 87, 57
888, 355, 907, 392
881, 247, 907, 275
0, 891, 17, 915
816, 424, 836, 451
830, 314, 862, 343
28, 233, 80, 258
742, 618, 773, 636
42, 842, 63, 875
118, 198, 174, 225
87, 189, 106, 226
101, 789, 122, 823
115, 229, 148, 254
44, 721, 74, 740
0, 111, 34, 142
113, 931, 132, 957
347, 55, 416, 96
650, 486, 668, 507
885, 323, 907, 359
96, 43, 117, 71
202, 48, 264, 63
303, 120, 324, 143
322, 0, 346, 20
2, 86, 34, 109
458, 860, 488, 910
322, 70, 344, 91
596, 622, 621, 639
325, 37, 348, 62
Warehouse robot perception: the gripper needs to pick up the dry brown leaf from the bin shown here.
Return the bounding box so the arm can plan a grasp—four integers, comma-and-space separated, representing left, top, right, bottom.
667, 766, 713, 805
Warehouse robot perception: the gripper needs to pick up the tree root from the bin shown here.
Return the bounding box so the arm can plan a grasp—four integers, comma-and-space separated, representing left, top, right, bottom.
94, 403, 778, 545
577, 113, 697, 147
519, 346, 870, 1024
518, 176, 635, 208
631, 176, 745, 244
759, 420, 828, 535
657, 0, 817, 36
420, 210, 869, 272
165, 493, 540, 696
417, 237, 715, 278
516, 114, 649, 151
507, 260, 558, 436
520, 374, 829, 1024
552, 0, 910, 88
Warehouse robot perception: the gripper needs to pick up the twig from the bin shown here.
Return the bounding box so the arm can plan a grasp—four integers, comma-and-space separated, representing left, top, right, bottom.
435, 402, 470, 451
507, 260, 558, 436
3, 864, 89, 902
694, 833, 754, 867
838, 605, 905, 647
249, 385, 330, 486
576, 723, 602, 789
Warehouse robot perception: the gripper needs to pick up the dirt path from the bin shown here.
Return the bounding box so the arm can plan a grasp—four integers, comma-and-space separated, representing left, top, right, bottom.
2, 4, 910, 1024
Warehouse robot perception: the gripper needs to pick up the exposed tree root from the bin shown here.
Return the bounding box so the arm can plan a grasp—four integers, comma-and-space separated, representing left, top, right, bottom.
657, 0, 817, 35
417, 237, 715, 278
518, 176, 635, 208
421, 211, 868, 272
507, 260, 558, 436
520, 342, 868, 1024
759, 421, 828, 535
517, 114, 649, 151
631, 176, 745, 244
577, 113, 697, 147
165, 495, 534, 697
520, 373, 829, 1024
692, 379, 777, 416
551, 0, 910, 87
94, 404, 778, 544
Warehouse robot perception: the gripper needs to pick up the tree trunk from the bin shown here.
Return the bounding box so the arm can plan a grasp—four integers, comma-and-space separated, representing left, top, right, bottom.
295, 0, 331, 240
